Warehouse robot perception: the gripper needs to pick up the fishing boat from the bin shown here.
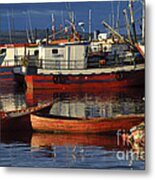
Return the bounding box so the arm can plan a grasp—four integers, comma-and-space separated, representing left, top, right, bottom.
0, 102, 52, 132
0, 43, 39, 87
24, 10, 145, 90
30, 113, 144, 134
24, 38, 144, 90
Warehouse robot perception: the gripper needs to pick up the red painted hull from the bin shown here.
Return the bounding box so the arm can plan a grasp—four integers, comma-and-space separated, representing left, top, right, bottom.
25, 68, 144, 90
0, 66, 16, 87
0, 102, 53, 132
31, 114, 144, 134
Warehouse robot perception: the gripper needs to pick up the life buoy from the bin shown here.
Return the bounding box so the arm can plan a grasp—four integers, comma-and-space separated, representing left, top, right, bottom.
53, 75, 60, 84
99, 59, 106, 66
115, 72, 123, 81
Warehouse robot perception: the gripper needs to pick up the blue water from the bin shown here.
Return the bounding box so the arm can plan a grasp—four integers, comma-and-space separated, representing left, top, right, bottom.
0, 87, 145, 169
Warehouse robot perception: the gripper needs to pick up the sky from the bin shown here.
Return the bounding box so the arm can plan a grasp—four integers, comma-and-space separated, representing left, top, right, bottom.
0, 1, 144, 35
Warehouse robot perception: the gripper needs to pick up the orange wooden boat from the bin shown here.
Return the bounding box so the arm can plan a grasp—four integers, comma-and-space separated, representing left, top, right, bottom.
30, 113, 144, 134
0, 102, 53, 132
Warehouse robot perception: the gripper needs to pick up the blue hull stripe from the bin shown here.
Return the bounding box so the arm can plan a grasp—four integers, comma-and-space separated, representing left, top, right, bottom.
0, 75, 14, 79
0, 68, 13, 73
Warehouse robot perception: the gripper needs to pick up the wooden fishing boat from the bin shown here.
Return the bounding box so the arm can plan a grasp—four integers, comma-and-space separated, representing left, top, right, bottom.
0, 102, 52, 132
30, 113, 144, 134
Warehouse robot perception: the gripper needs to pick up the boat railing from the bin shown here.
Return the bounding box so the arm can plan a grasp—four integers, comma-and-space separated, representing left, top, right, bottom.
1, 59, 22, 66
27, 57, 141, 70
28, 58, 87, 70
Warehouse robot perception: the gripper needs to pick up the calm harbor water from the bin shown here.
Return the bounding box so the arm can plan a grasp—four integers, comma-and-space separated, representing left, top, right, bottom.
0, 87, 145, 169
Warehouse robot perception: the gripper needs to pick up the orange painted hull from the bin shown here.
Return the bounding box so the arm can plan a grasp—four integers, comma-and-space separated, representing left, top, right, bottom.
31, 114, 144, 134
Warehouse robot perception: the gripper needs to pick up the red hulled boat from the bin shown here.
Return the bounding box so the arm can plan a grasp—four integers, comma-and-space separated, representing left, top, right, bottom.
25, 64, 144, 90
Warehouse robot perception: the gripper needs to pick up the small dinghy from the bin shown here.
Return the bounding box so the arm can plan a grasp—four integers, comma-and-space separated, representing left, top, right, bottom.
30, 113, 144, 134
0, 102, 53, 132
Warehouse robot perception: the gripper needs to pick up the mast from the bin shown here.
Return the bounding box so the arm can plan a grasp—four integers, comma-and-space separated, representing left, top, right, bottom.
116, 1, 120, 33
28, 11, 34, 43
11, 9, 15, 43
89, 9, 92, 41
111, 1, 115, 29
61, 10, 64, 27
142, 0, 145, 44
123, 9, 133, 44
46, 28, 49, 45
51, 13, 55, 40
102, 20, 134, 48
0, 11, 1, 33
129, 0, 137, 43
26, 17, 31, 43
7, 11, 12, 44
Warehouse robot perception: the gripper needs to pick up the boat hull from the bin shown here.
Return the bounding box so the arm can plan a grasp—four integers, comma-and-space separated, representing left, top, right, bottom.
25, 68, 144, 90
0, 66, 16, 87
30, 114, 144, 134
0, 102, 52, 132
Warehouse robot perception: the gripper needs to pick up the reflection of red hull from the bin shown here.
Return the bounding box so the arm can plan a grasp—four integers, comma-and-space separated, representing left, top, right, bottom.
31, 113, 144, 134
25, 68, 144, 90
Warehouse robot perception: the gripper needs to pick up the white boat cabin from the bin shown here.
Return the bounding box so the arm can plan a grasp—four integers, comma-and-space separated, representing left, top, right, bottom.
37, 42, 89, 70
0, 45, 38, 66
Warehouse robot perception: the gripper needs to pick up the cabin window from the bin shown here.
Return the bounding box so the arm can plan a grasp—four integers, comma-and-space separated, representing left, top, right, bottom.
0, 49, 6, 54
52, 49, 58, 54
34, 50, 39, 56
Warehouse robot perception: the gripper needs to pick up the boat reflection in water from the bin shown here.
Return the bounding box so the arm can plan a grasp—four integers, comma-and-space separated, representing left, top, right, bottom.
1, 130, 144, 169
26, 87, 144, 118
0, 87, 144, 169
